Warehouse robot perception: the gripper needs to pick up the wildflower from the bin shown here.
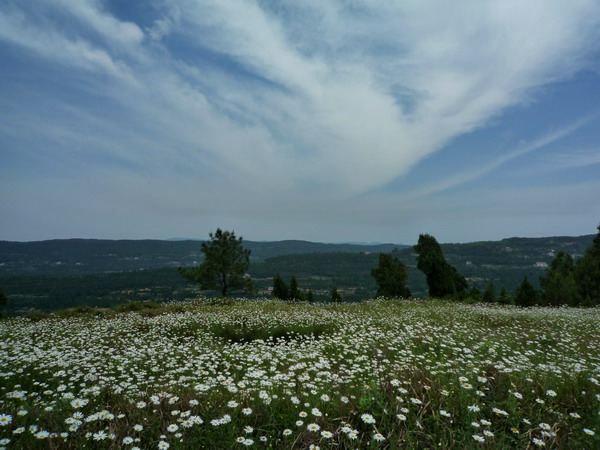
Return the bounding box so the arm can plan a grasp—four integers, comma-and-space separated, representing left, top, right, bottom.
320, 394, 330, 402
0, 415, 13, 426
361, 413, 376, 424
480, 419, 491, 426
410, 398, 422, 405
243, 438, 254, 446
228, 400, 238, 408
546, 390, 557, 397
259, 436, 267, 442
34, 431, 50, 439
133, 424, 143, 432
483, 430, 494, 437
17, 410, 28, 416
123, 437, 134, 444
158, 441, 170, 449
244, 426, 253, 434
307, 423, 321, 432
583, 428, 595, 436
569, 412, 581, 419
242, 408, 252, 415
373, 433, 386, 441
492, 407, 508, 417
539, 423, 551, 431
532, 438, 545, 447
467, 405, 481, 412
136, 401, 147, 408
513, 392, 523, 399
471, 422, 481, 428
236, 437, 245, 443
299, 411, 308, 417
472, 434, 485, 442
167, 424, 178, 433
439, 410, 451, 417
283, 429, 292, 436
321, 431, 333, 438
311, 408, 322, 417
93, 431, 108, 440
397, 413, 407, 421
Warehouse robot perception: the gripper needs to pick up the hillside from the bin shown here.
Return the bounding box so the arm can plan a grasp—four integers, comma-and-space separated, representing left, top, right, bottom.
0, 239, 404, 276
0, 234, 594, 315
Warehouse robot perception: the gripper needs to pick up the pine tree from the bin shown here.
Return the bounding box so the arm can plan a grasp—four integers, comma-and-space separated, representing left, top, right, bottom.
575, 224, 600, 305
178, 229, 252, 297
288, 276, 304, 301
272, 274, 289, 300
306, 289, 315, 303
330, 287, 342, 304
371, 253, 411, 298
414, 234, 467, 299
0, 289, 7, 317
498, 287, 511, 305
540, 251, 580, 306
482, 283, 496, 303
514, 276, 538, 307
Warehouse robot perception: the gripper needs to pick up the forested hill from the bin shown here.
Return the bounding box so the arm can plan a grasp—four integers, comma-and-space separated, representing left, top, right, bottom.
0, 239, 404, 276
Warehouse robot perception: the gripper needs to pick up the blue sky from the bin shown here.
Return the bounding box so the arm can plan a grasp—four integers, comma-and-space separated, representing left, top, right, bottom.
1, 0, 600, 244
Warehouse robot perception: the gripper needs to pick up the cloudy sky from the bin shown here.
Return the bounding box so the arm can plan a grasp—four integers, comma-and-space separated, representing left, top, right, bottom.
2, 0, 600, 244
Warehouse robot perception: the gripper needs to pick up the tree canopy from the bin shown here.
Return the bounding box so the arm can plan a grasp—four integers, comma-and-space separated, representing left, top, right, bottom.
179, 229, 252, 297
575, 224, 600, 305
371, 253, 411, 298
413, 234, 467, 299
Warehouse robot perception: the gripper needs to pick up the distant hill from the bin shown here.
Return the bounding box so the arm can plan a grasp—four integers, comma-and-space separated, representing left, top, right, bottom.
0, 239, 405, 276
0, 234, 594, 315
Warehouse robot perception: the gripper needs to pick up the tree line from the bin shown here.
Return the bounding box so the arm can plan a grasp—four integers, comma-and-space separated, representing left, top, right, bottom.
173, 225, 600, 307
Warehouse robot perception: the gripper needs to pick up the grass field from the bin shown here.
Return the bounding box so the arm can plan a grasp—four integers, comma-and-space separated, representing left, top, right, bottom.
0, 299, 598, 449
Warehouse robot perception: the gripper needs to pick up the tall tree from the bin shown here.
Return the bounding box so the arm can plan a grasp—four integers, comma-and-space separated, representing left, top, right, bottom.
540, 251, 580, 306
272, 273, 289, 300
330, 287, 342, 304
0, 289, 7, 317
575, 224, 600, 305
371, 253, 411, 298
514, 276, 538, 307
482, 282, 496, 303
414, 234, 467, 299
288, 276, 304, 301
306, 289, 315, 304
179, 229, 252, 297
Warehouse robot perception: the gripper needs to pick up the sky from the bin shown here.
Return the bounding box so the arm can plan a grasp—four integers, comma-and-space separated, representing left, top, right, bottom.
1, 0, 600, 245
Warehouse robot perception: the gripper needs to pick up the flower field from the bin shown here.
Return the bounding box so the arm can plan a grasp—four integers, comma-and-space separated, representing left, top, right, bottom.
0, 299, 599, 449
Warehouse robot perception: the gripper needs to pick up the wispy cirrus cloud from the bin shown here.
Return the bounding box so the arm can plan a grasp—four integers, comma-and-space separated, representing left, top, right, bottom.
1, 0, 600, 241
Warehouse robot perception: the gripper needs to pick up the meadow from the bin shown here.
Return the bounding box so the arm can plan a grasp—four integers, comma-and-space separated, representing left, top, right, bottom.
0, 299, 598, 449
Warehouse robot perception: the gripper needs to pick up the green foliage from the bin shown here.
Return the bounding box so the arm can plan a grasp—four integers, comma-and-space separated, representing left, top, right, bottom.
179, 229, 252, 297
210, 322, 336, 343
540, 251, 581, 306
414, 234, 467, 299
482, 282, 496, 303
371, 253, 411, 298
514, 276, 539, 307
330, 286, 342, 303
288, 275, 304, 301
272, 273, 289, 300
306, 288, 315, 303
0, 289, 7, 317
575, 224, 600, 305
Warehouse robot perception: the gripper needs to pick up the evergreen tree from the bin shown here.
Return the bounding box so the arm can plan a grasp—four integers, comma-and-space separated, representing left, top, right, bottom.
414, 234, 467, 299
330, 287, 342, 304
498, 287, 511, 305
482, 283, 496, 303
306, 289, 315, 304
288, 276, 304, 301
178, 229, 252, 297
514, 276, 538, 307
468, 285, 481, 302
575, 224, 600, 305
371, 253, 411, 298
272, 273, 289, 300
0, 289, 7, 317
540, 251, 581, 306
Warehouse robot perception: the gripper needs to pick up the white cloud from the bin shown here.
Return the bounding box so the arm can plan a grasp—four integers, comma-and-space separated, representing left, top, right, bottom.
1, 0, 600, 241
